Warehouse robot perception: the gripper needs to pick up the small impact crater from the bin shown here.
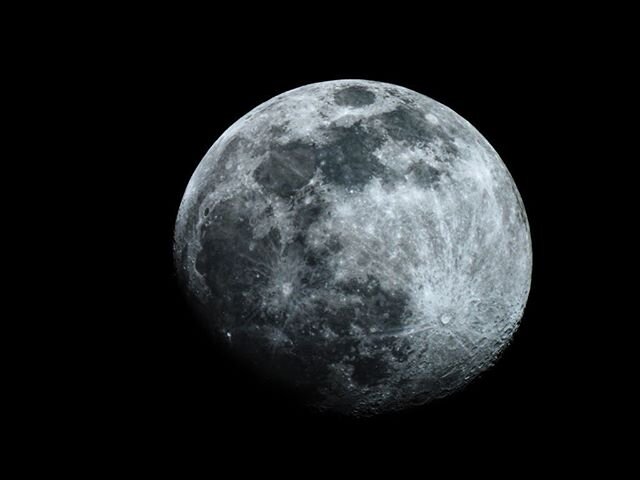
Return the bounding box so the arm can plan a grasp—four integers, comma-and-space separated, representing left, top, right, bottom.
334, 86, 376, 107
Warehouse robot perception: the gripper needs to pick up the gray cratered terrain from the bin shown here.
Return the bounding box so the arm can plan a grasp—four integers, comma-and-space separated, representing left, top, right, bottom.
174, 80, 532, 416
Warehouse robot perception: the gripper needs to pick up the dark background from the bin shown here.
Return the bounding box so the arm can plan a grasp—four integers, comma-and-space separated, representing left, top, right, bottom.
107, 22, 613, 462
5, 5, 626, 472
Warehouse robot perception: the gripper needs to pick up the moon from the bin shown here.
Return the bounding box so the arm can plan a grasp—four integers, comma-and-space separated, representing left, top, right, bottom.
174, 80, 532, 416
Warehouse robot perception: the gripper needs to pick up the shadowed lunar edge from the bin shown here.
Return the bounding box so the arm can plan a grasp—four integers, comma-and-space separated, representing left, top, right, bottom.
174, 80, 532, 416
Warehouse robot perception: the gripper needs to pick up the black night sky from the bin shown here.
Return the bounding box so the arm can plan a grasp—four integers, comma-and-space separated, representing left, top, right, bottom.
105, 18, 616, 464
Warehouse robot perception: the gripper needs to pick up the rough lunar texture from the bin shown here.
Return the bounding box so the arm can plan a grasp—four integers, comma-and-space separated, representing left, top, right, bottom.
174, 80, 532, 416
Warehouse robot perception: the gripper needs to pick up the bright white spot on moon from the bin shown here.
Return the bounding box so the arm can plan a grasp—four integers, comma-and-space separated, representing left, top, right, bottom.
425, 113, 439, 124
425, 113, 440, 125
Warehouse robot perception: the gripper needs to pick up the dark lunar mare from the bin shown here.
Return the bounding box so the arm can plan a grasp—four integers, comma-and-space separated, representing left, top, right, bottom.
193, 187, 415, 411
253, 101, 460, 196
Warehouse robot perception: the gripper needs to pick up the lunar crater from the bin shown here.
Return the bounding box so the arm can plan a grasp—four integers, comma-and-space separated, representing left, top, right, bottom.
334, 85, 376, 107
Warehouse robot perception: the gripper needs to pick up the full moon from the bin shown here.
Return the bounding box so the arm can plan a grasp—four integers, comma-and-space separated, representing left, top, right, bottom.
174, 80, 532, 416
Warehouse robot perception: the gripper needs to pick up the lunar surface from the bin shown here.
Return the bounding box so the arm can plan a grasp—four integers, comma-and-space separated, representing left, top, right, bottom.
174, 80, 532, 416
